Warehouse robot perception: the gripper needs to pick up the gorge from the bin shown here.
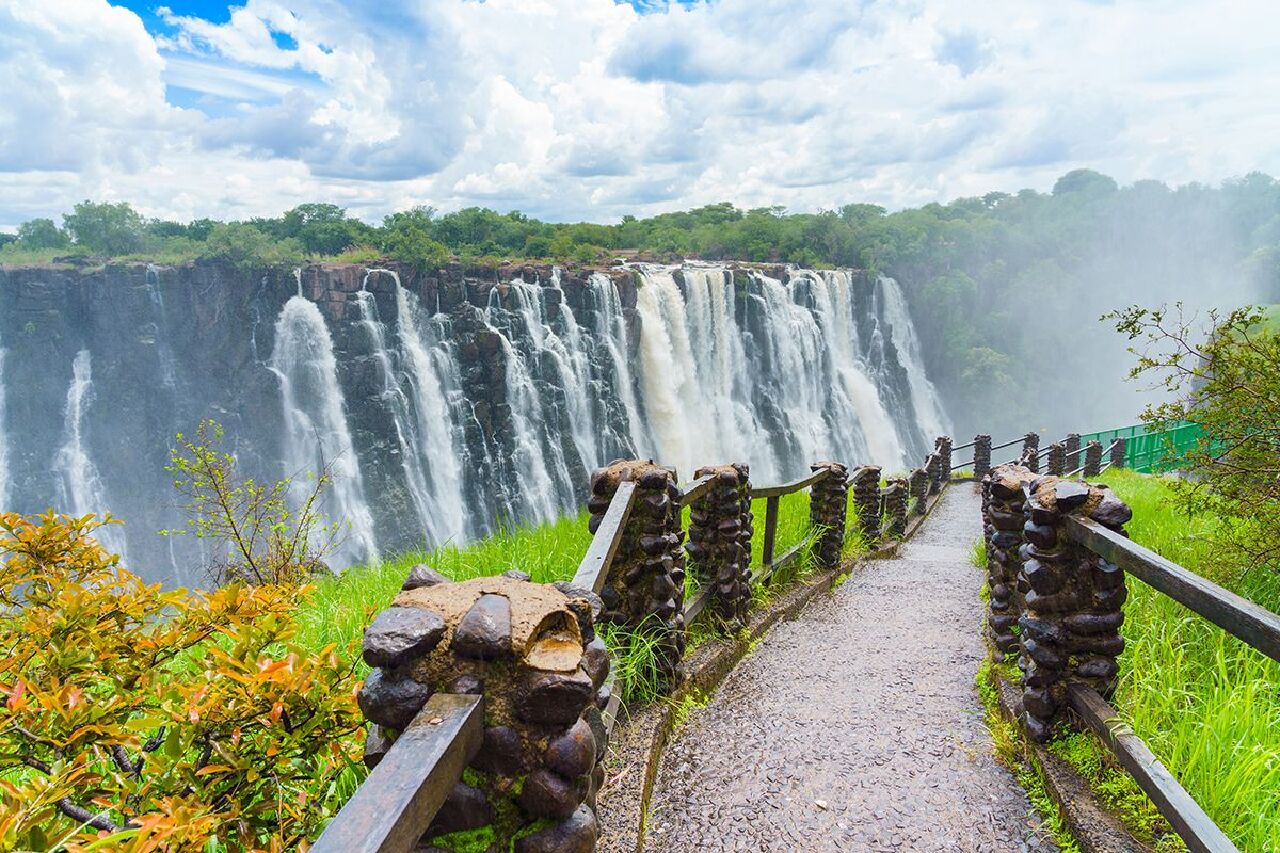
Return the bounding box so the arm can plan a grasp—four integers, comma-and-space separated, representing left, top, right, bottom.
0, 259, 949, 585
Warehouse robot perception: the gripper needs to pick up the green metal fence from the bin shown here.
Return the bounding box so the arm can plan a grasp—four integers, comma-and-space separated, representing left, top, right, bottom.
1077, 421, 1201, 473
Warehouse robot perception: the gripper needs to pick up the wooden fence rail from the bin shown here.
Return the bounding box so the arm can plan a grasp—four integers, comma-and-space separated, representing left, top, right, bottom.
981, 424, 1269, 853
315, 431, 955, 851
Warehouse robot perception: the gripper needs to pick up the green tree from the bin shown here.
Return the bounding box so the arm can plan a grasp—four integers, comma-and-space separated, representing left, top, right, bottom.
16, 218, 68, 248
62, 200, 145, 254
200, 223, 303, 269
1112, 304, 1280, 577
380, 206, 449, 271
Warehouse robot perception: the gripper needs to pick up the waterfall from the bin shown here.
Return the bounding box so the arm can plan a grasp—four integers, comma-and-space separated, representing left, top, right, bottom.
0, 260, 948, 585
484, 280, 578, 523
356, 269, 469, 546
53, 350, 127, 559
877, 276, 953, 442
806, 270, 906, 466
632, 265, 922, 479
0, 333, 8, 510
587, 272, 647, 457
269, 286, 379, 569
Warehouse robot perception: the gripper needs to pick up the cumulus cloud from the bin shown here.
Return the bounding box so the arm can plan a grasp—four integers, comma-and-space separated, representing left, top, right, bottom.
1, 0, 1279, 228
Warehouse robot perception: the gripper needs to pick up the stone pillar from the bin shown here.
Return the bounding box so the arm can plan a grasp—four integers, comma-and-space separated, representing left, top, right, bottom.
1046, 443, 1066, 477
885, 479, 908, 537
973, 435, 992, 480
1017, 478, 1131, 741
1110, 436, 1127, 470
1024, 446, 1040, 474
935, 436, 953, 478
588, 461, 686, 691
1023, 432, 1040, 457
358, 574, 610, 852
850, 465, 882, 544
1064, 434, 1081, 471
1083, 441, 1102, 477
809, 462, 849, 571
909, 467, 929, 516
926, 452, 944, 495
984, 465, 1035, 663
686, 463, 753, 630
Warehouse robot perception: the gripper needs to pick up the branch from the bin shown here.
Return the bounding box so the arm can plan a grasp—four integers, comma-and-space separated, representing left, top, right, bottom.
57, 798, 129, 833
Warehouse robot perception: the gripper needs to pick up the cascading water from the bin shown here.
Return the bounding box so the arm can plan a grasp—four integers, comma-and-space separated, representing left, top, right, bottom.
270, 275, 379, 568
485, 280, 578, 523
356, 269, 469, 546
53, 350, 127, 559
632, 264, 918, 480
803, 270, 906, 466
586, 272, 647, 456
877, 276, 953, 441
0, 259, 948, 584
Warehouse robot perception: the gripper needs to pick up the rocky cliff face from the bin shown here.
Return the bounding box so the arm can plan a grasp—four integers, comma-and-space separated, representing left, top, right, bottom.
0, 258, 945, 585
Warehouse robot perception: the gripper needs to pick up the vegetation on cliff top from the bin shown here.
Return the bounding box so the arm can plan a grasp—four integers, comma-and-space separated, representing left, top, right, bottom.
5, 170, 1279, 437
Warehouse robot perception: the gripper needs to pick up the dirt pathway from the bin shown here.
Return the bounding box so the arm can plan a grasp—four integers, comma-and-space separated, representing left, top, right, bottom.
641, 486, 1056, 852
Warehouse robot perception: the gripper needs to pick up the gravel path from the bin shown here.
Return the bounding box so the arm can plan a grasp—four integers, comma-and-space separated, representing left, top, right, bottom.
642, 486, 1056, 852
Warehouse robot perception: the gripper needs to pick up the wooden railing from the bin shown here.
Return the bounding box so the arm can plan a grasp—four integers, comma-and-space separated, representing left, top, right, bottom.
980, 429, 1275, 853
314, 435, 953, 851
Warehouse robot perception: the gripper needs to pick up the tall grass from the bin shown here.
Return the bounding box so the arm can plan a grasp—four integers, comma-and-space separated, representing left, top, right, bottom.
1096, 470, 1280, 850
294, 512, 591, 655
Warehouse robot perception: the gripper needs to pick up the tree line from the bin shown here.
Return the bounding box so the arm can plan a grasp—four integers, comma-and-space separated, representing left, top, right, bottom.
4, 169, 1279, 436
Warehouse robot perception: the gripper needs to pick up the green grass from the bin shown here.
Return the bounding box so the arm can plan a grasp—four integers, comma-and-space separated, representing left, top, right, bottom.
1082, 470, 1280, 850
976, 659, 1082, 852
294, 512, 591, 655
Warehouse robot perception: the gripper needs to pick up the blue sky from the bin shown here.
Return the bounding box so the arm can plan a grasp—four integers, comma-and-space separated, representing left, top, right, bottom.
2, 0, 1278, 227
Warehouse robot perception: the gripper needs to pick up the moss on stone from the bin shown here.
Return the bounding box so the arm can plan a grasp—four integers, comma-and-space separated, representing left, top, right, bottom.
429, 825, 497, 853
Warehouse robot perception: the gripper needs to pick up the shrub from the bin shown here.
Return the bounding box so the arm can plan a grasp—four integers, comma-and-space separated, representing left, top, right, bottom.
0, 510, 363, 852
199, 222, 304, 269
62, 201, 146, 255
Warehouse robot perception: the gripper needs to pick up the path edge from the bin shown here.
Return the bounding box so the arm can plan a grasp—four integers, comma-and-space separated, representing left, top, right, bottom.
991, 669, 1152, 852
596, 482, 955, 853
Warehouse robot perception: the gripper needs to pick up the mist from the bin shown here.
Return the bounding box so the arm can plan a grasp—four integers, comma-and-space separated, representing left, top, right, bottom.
892, 171, 1278, 444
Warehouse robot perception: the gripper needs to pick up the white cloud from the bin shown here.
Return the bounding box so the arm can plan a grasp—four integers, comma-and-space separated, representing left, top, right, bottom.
2, 0, 1279, 228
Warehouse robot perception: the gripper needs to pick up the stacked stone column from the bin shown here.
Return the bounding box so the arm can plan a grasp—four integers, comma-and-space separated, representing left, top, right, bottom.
935, 436, 953, 478
1017, 478, 1131, 741
809, 462, 849, 571
1024, 446, 1040, 473
884, 479, 908, 537
984, 465, 1036, 662
850, 466, 882, 544
1110, 436, 1127, 470
926, 452, 944, 495
973, 434, 992, 479
686, 463, 753, 631
587, 461, 687, 692
1046, 443, 1066, 476
1083, 441, 1103, 477
909, 467, 929, 516
357, 572, 611, 852
1065, 434, 1081, 471
1023, 432, 1040, 458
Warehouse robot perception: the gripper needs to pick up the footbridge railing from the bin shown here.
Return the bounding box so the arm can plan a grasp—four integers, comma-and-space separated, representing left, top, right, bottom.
313, 435, 956, 852
979, 423, 1268, 853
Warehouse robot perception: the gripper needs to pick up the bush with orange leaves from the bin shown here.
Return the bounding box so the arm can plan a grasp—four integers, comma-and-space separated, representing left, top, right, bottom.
0, 510, 365, 852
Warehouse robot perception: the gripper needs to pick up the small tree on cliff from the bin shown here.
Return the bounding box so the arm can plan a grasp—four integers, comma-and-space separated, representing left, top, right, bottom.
165, 419, 341, 586
1111, 303, 1280, 578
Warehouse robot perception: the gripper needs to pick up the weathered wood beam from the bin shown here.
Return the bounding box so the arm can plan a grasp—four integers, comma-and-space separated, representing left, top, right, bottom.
572, 480, 638, 594
311, 693, 484, 853
1067, 684, 1238, 853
